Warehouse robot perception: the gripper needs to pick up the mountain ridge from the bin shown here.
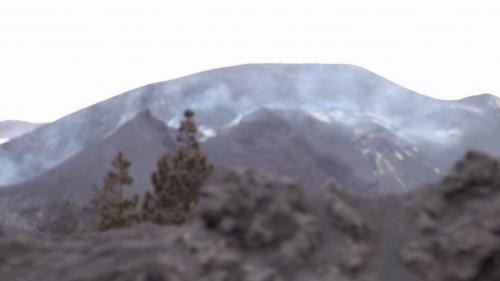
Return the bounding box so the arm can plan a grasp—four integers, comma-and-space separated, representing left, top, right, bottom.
0, 120, 44, 145
1, 64, 499, 187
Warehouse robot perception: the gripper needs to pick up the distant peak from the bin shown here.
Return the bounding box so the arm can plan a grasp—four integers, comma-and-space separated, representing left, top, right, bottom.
0, 120, 43, 126
457, 93, 500, 110
459, 93, 499, 104
460, 93, 497, 101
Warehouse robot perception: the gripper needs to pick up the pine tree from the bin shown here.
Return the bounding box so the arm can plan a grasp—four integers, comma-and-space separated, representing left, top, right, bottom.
111, 151, 133, 197
91, 151, 140, 231
142, 109, 213, 225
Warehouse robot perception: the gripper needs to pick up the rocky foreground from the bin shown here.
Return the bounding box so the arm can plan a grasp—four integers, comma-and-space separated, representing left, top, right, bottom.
1, 150, 500, 281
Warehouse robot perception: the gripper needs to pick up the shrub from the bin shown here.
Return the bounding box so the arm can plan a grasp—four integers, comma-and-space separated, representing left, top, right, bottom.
35, 200, 79, 235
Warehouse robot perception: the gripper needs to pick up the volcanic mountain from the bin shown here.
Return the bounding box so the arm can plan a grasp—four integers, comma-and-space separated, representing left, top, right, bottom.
0, 108, 436, 228
0, 64, 499, 196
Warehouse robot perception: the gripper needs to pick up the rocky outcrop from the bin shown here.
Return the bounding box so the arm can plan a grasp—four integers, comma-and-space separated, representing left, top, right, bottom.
1, 150, 500, 281
401, 151, 500, 281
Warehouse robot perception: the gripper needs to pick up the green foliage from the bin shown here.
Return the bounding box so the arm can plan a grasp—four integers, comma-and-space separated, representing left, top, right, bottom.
89, 109, 213, 231
91, 151, 140, 231
142, 109, 213, 225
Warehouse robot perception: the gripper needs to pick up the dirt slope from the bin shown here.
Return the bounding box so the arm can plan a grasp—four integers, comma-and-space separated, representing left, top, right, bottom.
1, 150, 499, 281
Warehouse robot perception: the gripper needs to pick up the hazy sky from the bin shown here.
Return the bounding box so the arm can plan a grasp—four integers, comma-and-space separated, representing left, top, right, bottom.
0, 0, 499, 122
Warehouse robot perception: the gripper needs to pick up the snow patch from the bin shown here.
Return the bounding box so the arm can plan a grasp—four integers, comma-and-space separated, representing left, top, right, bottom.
301, 108, 348, 124
199, 126, 217, 142
373, 151, 396, 175
226, 114, 243, 128
306, 110, 331, 123
402, 149, 414, 157
0, 138, 9, 145
395, 176, 408, 191
363, 149, 397, 176
103, 115, 130, 139
394, 151, 404, 161
224, 109, 260, 128
364, 112, 396, 129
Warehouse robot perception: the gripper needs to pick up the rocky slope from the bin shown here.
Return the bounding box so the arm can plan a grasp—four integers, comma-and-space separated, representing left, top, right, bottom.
0, 106, 444, 230
0, 107, 437, 228
205, 107, 437, 191
1, 150, 499, 281
1, 64, 499, 191
0, 111, 175, 228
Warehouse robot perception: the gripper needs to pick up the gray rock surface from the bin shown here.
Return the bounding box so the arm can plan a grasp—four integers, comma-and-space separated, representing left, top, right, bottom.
1, 64, 500, 191
1, 150, 499, 281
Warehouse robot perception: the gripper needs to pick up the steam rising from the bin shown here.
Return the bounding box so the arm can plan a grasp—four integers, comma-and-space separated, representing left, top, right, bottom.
0, 64, 498, 187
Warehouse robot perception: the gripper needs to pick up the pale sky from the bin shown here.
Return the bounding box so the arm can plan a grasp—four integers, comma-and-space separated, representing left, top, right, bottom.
0, 0, 499, 123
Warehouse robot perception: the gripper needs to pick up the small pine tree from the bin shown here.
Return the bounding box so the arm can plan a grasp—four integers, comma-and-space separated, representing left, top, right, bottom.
111, 151, 133, 196
91, 151, 140, 231
142, 109, 213, 225
35, 200, 79, 235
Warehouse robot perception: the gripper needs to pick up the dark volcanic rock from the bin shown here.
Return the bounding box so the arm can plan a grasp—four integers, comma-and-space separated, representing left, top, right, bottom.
401, 151, 500, 281
1, 151, 500, 281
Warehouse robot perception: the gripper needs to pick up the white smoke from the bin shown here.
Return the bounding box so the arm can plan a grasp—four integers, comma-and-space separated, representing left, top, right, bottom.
0, 64, 496, 187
